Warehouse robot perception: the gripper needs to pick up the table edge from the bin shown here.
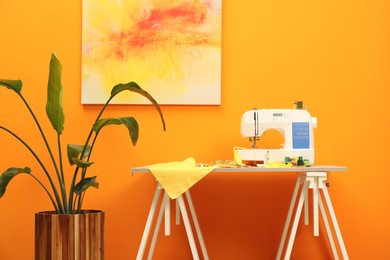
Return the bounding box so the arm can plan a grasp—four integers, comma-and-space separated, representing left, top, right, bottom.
131, 165, 347, 173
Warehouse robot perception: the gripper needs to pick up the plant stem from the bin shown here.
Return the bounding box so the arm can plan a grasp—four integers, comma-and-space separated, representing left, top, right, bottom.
29, 172, 60, 213
0, 126, 64, 213
69, 97, 113, 212
17, 92, 65, 212
57, 134, 68, 212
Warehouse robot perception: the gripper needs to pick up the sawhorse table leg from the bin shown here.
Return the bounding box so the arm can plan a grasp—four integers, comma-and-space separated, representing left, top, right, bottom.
137, 183, 209, 260
276, 172, 349, 260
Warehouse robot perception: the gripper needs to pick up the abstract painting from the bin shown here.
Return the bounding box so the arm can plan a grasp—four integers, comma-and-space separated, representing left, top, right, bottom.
82, 0, 222, 105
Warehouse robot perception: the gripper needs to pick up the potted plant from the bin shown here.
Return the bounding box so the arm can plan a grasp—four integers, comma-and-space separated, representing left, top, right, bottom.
0, 53, 166, 259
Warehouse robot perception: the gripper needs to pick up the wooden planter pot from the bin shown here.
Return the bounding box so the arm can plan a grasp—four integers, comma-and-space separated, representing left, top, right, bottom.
35, 210, 104, 260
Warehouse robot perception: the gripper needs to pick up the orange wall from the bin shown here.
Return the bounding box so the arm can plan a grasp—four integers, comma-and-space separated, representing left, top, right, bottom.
1, 0, 389, 259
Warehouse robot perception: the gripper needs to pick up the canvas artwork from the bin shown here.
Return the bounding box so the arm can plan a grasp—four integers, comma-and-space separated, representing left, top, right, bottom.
82, 0, 222, 105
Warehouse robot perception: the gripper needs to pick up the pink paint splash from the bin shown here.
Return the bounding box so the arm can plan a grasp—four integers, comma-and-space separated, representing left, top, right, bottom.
138, 4, 206, 30
108, 1, 217, 60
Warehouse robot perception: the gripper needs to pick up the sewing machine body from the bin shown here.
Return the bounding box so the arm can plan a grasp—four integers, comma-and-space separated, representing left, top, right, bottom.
238, 109, 317, 166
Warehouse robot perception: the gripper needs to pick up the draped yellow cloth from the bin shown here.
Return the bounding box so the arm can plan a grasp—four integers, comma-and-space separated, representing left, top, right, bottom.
146, 157, 217, 199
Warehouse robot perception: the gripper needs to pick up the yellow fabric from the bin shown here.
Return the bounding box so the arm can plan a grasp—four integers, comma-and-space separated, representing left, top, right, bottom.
233, 146, 245, 165
146, 157, 217, 199
266, 161, 293, 168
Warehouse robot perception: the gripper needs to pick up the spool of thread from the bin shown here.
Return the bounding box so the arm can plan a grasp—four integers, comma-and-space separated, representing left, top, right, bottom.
297, 156, 305, 166
293, 101, 303, 109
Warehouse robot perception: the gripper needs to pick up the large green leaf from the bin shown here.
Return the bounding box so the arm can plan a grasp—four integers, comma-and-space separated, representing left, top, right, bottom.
93, 117, 139, 145
46, 53, 64, 135
74, 176, 99, 195
110, 82, 166, 131
0, 167, 31, 198
67, 144, 92, 165
0, 79, 23, 93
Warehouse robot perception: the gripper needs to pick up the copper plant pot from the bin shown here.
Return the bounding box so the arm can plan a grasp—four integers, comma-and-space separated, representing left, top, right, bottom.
35, 210, 104, 260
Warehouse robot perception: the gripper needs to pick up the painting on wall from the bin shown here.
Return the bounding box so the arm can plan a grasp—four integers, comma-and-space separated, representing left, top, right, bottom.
82, 0, 222, 105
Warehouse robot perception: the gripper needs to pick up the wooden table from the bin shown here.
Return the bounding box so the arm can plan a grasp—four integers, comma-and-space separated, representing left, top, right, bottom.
132, 165, 349, 260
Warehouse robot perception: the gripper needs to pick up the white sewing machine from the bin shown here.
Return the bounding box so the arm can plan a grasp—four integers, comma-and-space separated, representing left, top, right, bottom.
236, 108, 317, 166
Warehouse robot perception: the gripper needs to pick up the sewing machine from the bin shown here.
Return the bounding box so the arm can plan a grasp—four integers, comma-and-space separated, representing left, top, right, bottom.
237, 108, 317, 166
